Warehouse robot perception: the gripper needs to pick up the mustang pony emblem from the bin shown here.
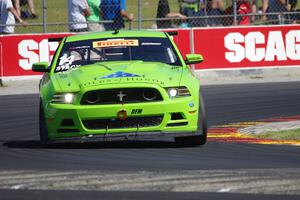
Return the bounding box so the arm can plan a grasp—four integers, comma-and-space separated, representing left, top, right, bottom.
117, 91, 127, 102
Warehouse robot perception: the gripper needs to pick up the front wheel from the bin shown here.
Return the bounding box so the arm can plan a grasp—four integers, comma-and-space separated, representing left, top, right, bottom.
175, 93, 207, 146
39, 100, 49, 145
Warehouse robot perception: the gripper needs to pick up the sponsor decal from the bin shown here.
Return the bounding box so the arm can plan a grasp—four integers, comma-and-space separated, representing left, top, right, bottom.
101, 71, 140, 79
93, 39, 139, 48
141, 42, 162, 46
131, 109, 143, 115
80, 77, 165, 88
224, 30, 300, 63
56, 54, 81, 71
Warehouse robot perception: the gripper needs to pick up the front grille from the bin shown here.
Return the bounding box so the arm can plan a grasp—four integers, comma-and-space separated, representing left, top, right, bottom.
82, 116, 163, 130
81, 88, 163, 105
167, 122, 188, 127
171, 113, 184, 120
60, 119, 75, 126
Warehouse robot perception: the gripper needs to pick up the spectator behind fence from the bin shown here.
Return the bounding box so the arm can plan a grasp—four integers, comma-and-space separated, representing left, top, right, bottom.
207, 0, 224, 26
0, 0, 27, 34
100, 0, 133, 31
179, 0, 200, 16
178, 0, 207, 27
68, 0, 91, 32
262, 0, 268, 21
266, 0, 290, 24
224, 0, 256, 25
86, 0, 104, 31
237, 0, 256, 25
156, 0, 186, 28
289, 0, 300, 23
185, 0, 225, 27
14, 0, 37, 19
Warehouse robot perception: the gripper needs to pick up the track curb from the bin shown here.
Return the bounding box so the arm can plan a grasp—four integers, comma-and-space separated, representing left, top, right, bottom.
208, 115, 300, 146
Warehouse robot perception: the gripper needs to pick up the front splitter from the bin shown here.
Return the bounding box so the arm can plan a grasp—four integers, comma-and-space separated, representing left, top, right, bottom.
49, 131, 202, 144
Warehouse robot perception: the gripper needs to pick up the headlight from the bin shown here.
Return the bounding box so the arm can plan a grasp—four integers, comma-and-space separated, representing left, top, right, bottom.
168, 88, 178, 98
166, 87, 191, 98
51, 93, 75, 104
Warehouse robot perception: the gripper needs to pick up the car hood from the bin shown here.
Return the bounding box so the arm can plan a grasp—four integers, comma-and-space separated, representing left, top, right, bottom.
53, 61, 183, 92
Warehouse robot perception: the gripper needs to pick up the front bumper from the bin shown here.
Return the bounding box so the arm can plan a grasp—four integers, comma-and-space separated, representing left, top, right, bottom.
43, 93, 199, 141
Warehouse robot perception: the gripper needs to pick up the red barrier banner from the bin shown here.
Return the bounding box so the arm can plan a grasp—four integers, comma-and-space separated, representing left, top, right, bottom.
0, 33, 71, 77
0, 42, 3, 78
193, 25, 300, 69
0, 25, 299, 77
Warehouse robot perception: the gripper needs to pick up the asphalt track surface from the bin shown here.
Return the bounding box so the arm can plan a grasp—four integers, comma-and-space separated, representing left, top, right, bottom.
1, 81, 300, 199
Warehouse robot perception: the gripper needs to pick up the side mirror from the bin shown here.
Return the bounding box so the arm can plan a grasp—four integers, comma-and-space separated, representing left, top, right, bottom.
185, 54, 204, 65
32, 62, 50, 72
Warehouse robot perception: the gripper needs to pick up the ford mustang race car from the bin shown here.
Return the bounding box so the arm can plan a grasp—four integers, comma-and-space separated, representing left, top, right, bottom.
32, 30, 207, 146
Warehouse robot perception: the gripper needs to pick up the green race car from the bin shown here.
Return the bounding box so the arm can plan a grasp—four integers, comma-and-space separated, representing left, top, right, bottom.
32, 30, 207, 146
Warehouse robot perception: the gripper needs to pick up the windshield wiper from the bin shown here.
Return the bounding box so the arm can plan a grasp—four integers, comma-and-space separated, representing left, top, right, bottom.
95, 62, 112, 71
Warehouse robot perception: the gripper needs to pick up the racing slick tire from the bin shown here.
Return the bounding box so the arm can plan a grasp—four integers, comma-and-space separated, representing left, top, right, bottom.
175, 93, 207, 146
39, 100, 49, 145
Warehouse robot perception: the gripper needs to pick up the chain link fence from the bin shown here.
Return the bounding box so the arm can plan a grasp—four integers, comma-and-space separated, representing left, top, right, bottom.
1, 0, 300, 34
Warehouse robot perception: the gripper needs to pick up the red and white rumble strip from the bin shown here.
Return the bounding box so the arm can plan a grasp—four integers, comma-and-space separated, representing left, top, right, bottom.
209, 115, 300, 146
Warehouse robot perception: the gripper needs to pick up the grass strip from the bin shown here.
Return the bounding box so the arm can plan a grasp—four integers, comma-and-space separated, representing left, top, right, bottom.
256, 128, 300, 140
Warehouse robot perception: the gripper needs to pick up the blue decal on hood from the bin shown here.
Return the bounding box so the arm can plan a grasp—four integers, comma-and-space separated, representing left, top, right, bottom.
101, 71, 140, 79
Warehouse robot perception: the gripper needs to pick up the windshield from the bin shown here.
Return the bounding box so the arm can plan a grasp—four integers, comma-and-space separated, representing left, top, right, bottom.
55, 37, 182, 72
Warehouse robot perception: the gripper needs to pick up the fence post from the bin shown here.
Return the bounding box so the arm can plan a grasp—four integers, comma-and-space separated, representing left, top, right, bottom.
204, 0, 208, 26
190, 28, 195, 71
138, 0, 142, 30
42, 0, 47, 33
0, 42, 3, 86
233, 0, 237, 26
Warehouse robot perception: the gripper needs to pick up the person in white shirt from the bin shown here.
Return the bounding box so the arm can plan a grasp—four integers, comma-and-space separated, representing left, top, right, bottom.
0, 0, 27, 34
68, 0, 91, 32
